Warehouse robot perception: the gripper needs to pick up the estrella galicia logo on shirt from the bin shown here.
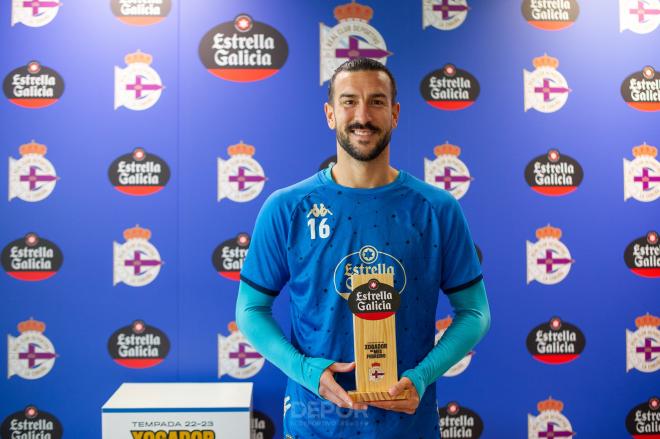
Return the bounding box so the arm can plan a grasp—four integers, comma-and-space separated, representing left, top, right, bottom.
528, 397, 576, 438
348, 278, 400, 320
108, 147, 170, 196
420, 64, 480, 111
1, 405, 63, 438
111, 0, 171, 26
217, 141, 266, 202
11, 0, 62, 27
624, 142, 660, 202
621, 66, 660, 111
3, 61, 64, 109
436, 316, 473, 376
114, 50, 164, 111
523, 54, 570, 113
425, 142, 473, 200
527, 317, 585, 364
108, 319, 170, 368
218, 321, 264, 379
627, 313, 660, 373
2, 233, 63, 281
624, 231, 660, 278
320, 2, 392, 85
525, 149, 583, 196
251, 410, 275, 439
627, 397, 660, 437
620, 0, 660, 34
526, 225, 574, 285
7, 318, 57, 380
9, 140, 59, 202
199, 13, 288, 82
522, 0, 579, 30
333, 245, 407, 299
439, 401, 483, 438
423, 0, 470, 31
212, 233, 250, 281
113, 225, 163, 287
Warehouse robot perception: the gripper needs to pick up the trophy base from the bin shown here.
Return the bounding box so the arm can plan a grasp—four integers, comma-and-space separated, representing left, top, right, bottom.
348, 389, 410, 403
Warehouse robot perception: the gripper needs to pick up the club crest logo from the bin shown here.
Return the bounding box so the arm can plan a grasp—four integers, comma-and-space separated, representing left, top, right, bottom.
334, 245, 407, 299
217, 141, 266, 203
367, 362, 385, 382
113, 225, 163, 287
524, 54, 570, 113
9, 140, 59, 202
108, 147, 170, 196
7, 318, 57, 380
626, 397, 660, 437
627, 313, 660, 373
439, 402, 484, 439
420, 64, 480, 111
1, 405, 63, 439
526, 225, 574, 285
522, 0, 579, 31
114, 50, 164, 111
111, 0, 171, 26
108, 319, 170, 368
622, 65, 660, 111
3, 61, 64, 109
624, 143, 660, 202
423, 0, 469, 31
212, 233, 250, 280
436, 317, 473, 376
11, 0, 61, 27
218, 321, 264, 379
624, 231, 660, 278
527, 317, 585, 364
425, 142, 473, 199
2, 233, 63, 281
251, 410, 275, 439
528, 397, 576, 439
320, 1, 392, 85
620, 0, 660, 34
525, 149, 583, 196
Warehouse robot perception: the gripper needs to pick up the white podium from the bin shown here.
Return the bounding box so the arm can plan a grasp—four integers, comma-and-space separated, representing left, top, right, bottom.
102, 382, 252, 439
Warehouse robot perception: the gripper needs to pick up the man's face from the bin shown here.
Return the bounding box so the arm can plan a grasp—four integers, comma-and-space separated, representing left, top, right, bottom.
324, 70, 400, 162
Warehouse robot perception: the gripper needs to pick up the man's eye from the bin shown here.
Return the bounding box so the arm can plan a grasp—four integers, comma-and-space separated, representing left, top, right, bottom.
343, 100, 354, 105
372, 100, 385, 105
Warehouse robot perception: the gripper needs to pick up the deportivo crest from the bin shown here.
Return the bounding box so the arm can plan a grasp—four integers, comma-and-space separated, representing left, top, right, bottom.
620, 0, 660, 34
624, 142, 660, 202
3, 61, 64, 109
627, 313, 660, 373
333, 245, 407, 299
111, 0, 172, 26
436, 317, 473, 376
622, 66, 660, 111
2, 233, 63, 281
1, 405, 63, 439
114, 50, 164, 111
528, 397, 576, 439
7, 318, 57, 380
108, 319, 170, 368
212, 233, 250, 280
320, 1, 392, 85
522, 0, 579, 30
523, 54, 570, 113
11, 0, 62, 27
420, 64, 480, 110
218, 321, 264, 379
199, 14, 288, 82
526, 225, 574, 285
439, 402, 484, 439
527, 317, 585, 364
367, 362, 385, 382
251, 410, 275, 439
108, 147, 170, 196
423, 0, 470, 31
425, 142, 473, 199
626, 397, 660, 437
9, 140, 59, 202
624, 231, 660, 278
525, 149, 583, 196
217, 141, 266, 202
113, 225, 163, 287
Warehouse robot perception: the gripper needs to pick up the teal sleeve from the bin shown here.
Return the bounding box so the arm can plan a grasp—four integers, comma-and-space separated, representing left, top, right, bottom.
401, 279, 491, 400
235, 280, 334, 397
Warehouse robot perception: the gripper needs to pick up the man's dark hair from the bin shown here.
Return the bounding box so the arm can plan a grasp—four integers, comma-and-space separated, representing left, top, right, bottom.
327, 58, 397, 104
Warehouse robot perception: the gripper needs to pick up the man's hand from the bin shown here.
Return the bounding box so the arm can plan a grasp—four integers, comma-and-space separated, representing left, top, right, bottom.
318, 362, 368, 410
367, 377, 420, 415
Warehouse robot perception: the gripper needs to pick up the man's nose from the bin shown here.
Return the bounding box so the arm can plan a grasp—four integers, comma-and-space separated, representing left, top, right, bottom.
353, 102, 372, 124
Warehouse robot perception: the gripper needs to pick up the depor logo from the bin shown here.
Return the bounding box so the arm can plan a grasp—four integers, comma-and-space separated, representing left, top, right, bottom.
108, 319, 170, 368
212, 233, 250, 281
523, 54, 570, 113
436, 317, 473, 376
522, 0, 579, 30
526, 225, 574, 285
114, 50, 164, 111
525, 149, 583, 196
111, 0, 171, 26
420, 64, 480, 110
620, 0, 660, 34
11, 0, 62, 27
218, 321, 264, 379
422, 0, 470, 31
624, 143, 660, 202
624, 231, 660, 278
7, 318, 57, 380
9, 140, 59, 202
217, 141, 266, 203
108, 147, 170, 196
621, 65, 660, 111
3, 61, 64, 109
2, 232, 63, 281
528, 397, 576, 438
425, 142, 473, 200
527, 317, 585, 364
626, 313, 660, 373
113, 225, 163, 287
626, 397, 660, 438
439, 402, 483, 439
1, 405, 63, 438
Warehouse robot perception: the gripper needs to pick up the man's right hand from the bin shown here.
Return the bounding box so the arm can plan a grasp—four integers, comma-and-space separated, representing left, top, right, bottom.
318, 362, 367, 410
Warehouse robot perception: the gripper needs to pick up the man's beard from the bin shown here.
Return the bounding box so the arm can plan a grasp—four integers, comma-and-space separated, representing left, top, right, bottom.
337, 121, 391, 162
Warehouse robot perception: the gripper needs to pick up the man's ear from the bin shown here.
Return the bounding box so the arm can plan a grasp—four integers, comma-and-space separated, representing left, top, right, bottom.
391, 102, 400, 129
324, 102, 336, 130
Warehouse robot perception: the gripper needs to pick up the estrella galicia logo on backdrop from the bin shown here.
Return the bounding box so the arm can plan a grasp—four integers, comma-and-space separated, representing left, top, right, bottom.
523, 54, 570, 113
217, 141, 266, 202
527, 317, 585, 364
218, 321, 264, 379
624, 142, 660, 202
522, 0, 579, 30
9, 140, 59, 202
439, 402, 483, 438
7, 318, 57, 379
251, 410, 275, 439
212, 233, 250, 280
108, 320, 170, 368
199, 13, 288, 82
526, 225, 574, 285
2, 233, 63, 281
627, 313, 660, 373
620, 0, 660, 34
436, 316, 473, 376
525, 149, 583, 196
422, 0, 470, 31
624, 231, 660, 278
114, 50, 164, 111
113, 225, 163, 287
320, 2, 392, 85
319, 155, 337, 170
111, 0, 171, 26
11, 0, 62, 27
420, 64, 480, 110
425, 142, 473, 200
3, 61, 64, 109
333, 245, 407, 299
108, 147, 170, 196
1, 405, 63, 438
528, 397, 576, 438
621, 66, 660, 111
627, 397, 660, 437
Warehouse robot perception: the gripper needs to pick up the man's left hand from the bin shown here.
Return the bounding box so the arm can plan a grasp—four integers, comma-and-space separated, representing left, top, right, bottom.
367, 377, 419, 415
